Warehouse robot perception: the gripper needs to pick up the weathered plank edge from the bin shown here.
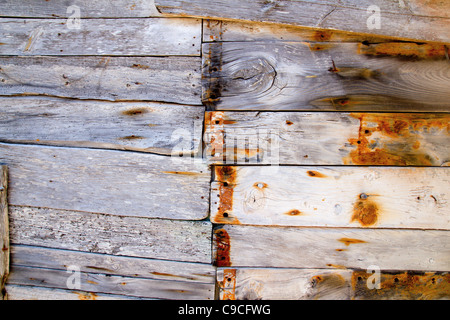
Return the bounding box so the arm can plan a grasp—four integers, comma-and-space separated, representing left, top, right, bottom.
0, 165, 8, 300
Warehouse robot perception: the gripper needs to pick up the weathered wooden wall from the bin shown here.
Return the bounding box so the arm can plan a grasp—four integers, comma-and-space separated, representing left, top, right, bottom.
0, 0, 449, 300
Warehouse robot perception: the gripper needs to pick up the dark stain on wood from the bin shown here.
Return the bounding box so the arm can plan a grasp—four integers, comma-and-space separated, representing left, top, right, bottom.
214, 166, 240, 224
338, 238, 367, 246
285, 120, 294, 125
203, 42, 224, 105
308, 273, 347, 299
121, 107, 150, 116
307, 170, 327, 178
313, 30, 333, 42
285, 209, 302, 216
358, 42, 449, 60
120, 135, 145, 140
352, 271, 450, 300
214, 228, 231, 267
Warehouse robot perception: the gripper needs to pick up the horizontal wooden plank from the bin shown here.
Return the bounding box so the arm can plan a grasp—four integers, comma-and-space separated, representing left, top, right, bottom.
0, 97, 204, 156
6, 284, 148, 300
0, 18, 201, 56
217, 268, 450, 300
205, 112, 450, 166
157, 0, 450, 43
217, 268, 352, 300
213, 225, 450, 270
0, 56, 201, 104
202, 41, 450, 111
0, 166, 8, 300
0, 143, 210, 220
211, 166, 450, 229
11, 245, 215, 284
7, 265, 214, 300
203, 19, 393, 43
10, 206, 212, 263
0, 0, 161, 18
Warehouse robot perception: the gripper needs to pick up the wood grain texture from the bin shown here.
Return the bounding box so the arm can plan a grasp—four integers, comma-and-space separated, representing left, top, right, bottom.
217, 268, 352, 300
0, 56, 201, 104
218, 268, 450, 300
0, 0, 161, 18
0, 18, 201, 56
10, 206, 212, 263
7, 265, 214, 300
0, 97, 204, 156
202, 41, 450, 111
211, 166, 450, 229
205, 111, 450, 166
213, 225, 450, 271
157, 0, 450, 42
0, 166, 8, 300
0, 143, 210, 220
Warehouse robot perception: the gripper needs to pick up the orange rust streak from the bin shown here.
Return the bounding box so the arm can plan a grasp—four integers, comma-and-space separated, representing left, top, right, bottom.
221, 269, 237, 300
215, 228, 231, 267
121, 107, 150, 116
338, 238, 367, 246
307, 170, 327, 178
352, 198, 379, 227
76, 292, 98, 300
358, 42, 449, 59
285, 209, 302, 216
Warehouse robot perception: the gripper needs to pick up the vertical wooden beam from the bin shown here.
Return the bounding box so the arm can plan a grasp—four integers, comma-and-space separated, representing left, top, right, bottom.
0, 166, 9, 300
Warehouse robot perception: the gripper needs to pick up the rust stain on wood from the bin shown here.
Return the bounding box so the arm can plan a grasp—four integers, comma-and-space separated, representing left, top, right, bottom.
285, 209, 303, 216
358, 42, 449, 59
221, 269, 237, 300
75, 292, 98, 300
121, 107, 150, 116
307, 170, 327, 178
338, 238, 367, 246
352, 271, 450, 300
344, 113, 450, 166
214, 228, 231, 267
214, 166, 240, 224
351, 195, 380, 227
120, 135, 145, 140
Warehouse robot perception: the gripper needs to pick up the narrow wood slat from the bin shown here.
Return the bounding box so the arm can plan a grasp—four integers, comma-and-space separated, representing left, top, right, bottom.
7, 265, 214, 300
11, 245, 215, 284
0, 0, 161, 18
0, 166, 8, 300
0, 97, 204, 156
211, 166, 450, 229
204, 111, 450, 166
10, 206, 212, 263
213, 225, 450, 271
157, 0, 450, 43
0, 18, 201, 56
0, 143, 210, 220
217, 268, 450, 300
202, 41, 450, 111
0, 56, 201, 105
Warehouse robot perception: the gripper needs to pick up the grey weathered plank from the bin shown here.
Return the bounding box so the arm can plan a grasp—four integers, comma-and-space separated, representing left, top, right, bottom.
217, 268, 450, 300
205, 111, 450, 166
0, 143, 210, 220
211, 166, 450, 229
7, 265, 214, 300
0, 18, 201, 56
157, 0, 450, 43
203, 19, 392, 43
11, 245, 215, 284
0, 0, 161, 18
0, 166, 8, 300
10, 206, 212, 263
217, 268, 352, 300
0, 56, 201, 104
0, 97, 204, 156
213, 225, 450, 271
5, 284, 148, 300
202, 41, 450, 111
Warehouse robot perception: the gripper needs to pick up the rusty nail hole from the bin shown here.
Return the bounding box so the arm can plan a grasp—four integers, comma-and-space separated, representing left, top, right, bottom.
417, 196, 421, 200
223, 182, 228, 186
360, 193, 368, 200
227, 278, 232, 282
357, 140, 361, 144
223, 212, 229, 218
358, 276, 362, 281
394, 278, 399, 283
215, 120, 220, 124
364, 130, 370, 134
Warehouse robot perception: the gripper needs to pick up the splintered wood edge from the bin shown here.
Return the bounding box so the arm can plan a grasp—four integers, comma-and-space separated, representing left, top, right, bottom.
0, 166, 9, 300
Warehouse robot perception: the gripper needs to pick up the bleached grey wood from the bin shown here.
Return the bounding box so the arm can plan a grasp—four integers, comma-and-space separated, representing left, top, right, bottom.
211, 166, 450, 229
204, 112, 450, 165
214, 225, 450, 271
5, 284, 148, 300
202, 41, 450, 111
7, 265, 214, 300
0, 143, 210, 220
0, 56, 201, 104
11, 245, 215, 284
0, 166, 8, 300
157, 0, 450, 42
10, 206, 212, 263
0, 97, 204, 156
217, 268, 352, 300
0, 18, 201, 56
0, 0, 161, 18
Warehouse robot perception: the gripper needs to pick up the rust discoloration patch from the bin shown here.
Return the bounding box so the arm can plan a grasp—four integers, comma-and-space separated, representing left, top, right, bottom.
358, 42, 449, 60
76, 292, 98, 300
220, 269, 237, 300
338, 238, 367, 246
121, 107, 150, 116
286, 120, 294, 125
285, 209, 302, 216
352, 271, 450, 300
351, 197, 380, 227
120, 135, 145, 140
307, 170, 327, 178
131, 64, 150, 69
214, 166, 240, 224
214, 228, 231, 267
309, 273, 347, 299
344, 113, 450, 166
313, 30, 333, 42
